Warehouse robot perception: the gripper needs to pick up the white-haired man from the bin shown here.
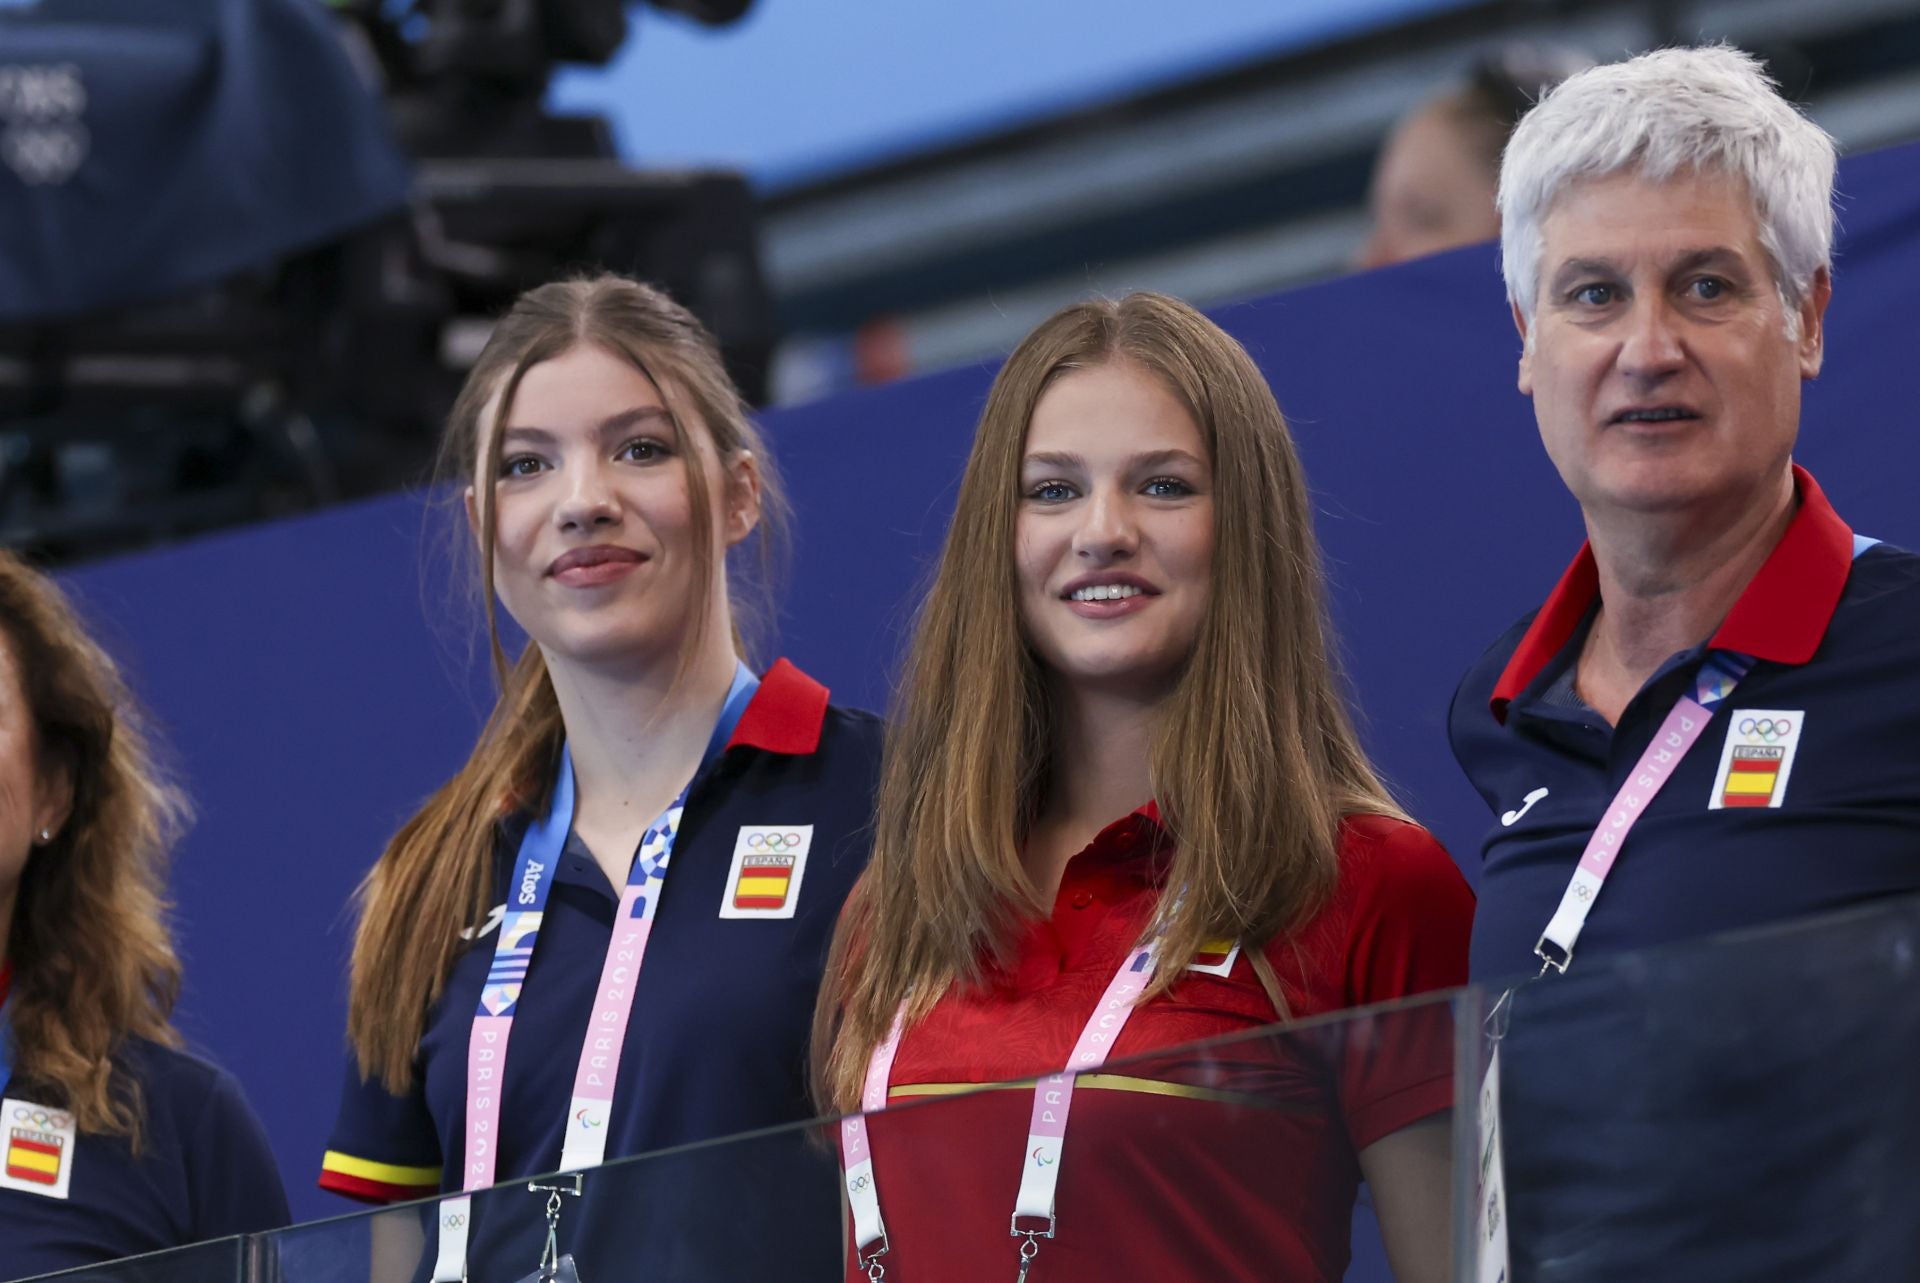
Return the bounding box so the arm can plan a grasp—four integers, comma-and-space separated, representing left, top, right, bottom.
1452, 44, 1920, 981
1450, 45, 1920, 1280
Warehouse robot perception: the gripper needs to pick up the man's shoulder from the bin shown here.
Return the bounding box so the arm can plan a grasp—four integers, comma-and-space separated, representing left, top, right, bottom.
1839, 539, 1920, 609
1449, 606, 1544, 733
1817, 539, 1920, 660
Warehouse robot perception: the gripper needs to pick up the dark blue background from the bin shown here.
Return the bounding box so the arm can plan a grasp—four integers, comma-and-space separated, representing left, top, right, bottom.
54, 141, 1920, 1242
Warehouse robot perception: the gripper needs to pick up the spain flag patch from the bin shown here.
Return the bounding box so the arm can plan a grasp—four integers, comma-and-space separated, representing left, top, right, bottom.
2, 1098, 75, 1199
1708, 710, 1804, 811
1188, 938, 1241, 977
720, 825, 813, 920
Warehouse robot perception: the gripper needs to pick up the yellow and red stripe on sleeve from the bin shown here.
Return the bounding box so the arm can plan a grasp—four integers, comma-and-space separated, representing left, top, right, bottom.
319, 1150, 443, 1203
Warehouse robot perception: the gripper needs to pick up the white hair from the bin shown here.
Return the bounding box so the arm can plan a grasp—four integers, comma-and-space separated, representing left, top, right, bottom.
1498, 45, 1837, 321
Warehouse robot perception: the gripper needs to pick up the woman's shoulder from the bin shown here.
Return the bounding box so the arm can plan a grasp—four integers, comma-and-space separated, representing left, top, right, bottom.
756, 658, 886, 755
115, 1038, 262, 1128
1334, 812, 1468, 893
821, 700, 886, 747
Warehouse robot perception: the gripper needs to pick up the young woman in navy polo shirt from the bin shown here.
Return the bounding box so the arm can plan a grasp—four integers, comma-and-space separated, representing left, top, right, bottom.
0, 553, 289, 1277
816, 293, 1474, 1283
322, 276, 881, 1283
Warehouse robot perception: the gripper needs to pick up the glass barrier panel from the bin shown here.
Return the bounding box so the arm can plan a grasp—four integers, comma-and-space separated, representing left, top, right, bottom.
11, 1235, 245, 1283
254, 989, 1469, 1283
1472, 892, 1920, 1283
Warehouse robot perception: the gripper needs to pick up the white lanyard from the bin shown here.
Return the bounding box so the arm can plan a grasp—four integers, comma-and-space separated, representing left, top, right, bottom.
841, 940, 1161, 1282
1533, 649, 1751, 974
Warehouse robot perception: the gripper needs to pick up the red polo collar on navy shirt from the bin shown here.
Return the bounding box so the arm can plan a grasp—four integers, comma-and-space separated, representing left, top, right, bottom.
725, 657, 830, 755
1490, 465, 1856, 723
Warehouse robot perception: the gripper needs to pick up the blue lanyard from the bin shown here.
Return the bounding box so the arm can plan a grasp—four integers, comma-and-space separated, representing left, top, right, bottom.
474, 660, 760, 1020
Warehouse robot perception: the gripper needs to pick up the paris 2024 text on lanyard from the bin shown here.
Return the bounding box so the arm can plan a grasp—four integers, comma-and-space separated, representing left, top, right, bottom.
1474, 534, 1878, 1283
841, 939, 1164, 1282
437, 665, 756, 1281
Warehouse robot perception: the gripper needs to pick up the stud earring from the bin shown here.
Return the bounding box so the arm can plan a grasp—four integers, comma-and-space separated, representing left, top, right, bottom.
37, 828, 53, 843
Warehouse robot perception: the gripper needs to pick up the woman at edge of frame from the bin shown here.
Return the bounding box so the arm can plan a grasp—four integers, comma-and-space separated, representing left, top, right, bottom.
0, 552, 289, 1277
813, 292, 1474, 1283
320, 275, 882, 1283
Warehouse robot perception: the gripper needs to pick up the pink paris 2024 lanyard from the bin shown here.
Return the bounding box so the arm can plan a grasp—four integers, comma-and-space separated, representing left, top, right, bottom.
1533, 528, 1877, 972
1476, 534, 1878, 1283
435, 664, 757, 1282
841, 937, 1163, 1283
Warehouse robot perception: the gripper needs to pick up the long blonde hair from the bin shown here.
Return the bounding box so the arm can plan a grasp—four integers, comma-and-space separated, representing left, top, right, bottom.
348, 275, 789, 1091
814, 292, 1404, 1111
0, 552, 188, 1140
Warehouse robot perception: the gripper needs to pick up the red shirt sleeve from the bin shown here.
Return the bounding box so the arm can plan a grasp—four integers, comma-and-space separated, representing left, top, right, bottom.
1327, 815, 1475, 1151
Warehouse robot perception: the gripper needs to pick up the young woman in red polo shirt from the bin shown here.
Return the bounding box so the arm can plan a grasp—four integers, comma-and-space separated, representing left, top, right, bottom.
815, 292, 1473, 1283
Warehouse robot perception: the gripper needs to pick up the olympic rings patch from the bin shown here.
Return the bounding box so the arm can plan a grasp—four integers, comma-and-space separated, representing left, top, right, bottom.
1738, 716, 1793, 742
745, 831, 805, 851
10, 1105, 73, 1130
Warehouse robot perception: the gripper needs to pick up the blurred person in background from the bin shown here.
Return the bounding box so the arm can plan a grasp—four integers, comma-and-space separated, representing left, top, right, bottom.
815, 292, 1472, 1283
323, 275, 882, 1283
0, 553, 289, 1276
1357, 45, 1591, 269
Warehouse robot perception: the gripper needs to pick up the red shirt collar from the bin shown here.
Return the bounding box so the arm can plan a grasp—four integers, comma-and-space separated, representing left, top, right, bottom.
1490, 465, 1854, 722
725, 658, 830, 755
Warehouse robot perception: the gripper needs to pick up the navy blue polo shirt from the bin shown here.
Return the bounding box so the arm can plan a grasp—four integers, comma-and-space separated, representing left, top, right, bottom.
321, 660, 881, 1283
2, 969, 290, 1280
1452, 466, 1920, 984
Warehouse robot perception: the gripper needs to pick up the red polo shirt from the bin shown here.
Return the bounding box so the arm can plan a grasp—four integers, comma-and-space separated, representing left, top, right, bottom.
854, 808, 1472, 1283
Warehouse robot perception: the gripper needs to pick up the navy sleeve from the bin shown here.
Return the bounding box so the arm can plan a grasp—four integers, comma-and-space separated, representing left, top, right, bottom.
183, 1061, 292, 1239
320, 1047, 445, 1203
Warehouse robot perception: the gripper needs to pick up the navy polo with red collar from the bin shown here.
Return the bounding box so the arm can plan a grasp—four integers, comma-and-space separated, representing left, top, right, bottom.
321, 660, 881, 1283
0, 966, 290, 1280
1451, 465, 1920, 982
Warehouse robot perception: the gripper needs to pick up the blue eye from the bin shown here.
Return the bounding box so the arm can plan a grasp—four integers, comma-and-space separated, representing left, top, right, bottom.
1143, 477, 1192, 498
498, 454, 546, 479
1026, 480, 1076, 503
1688, 276, 1727, 301
618, 437, 671, 463
1572, 283, 1616, 307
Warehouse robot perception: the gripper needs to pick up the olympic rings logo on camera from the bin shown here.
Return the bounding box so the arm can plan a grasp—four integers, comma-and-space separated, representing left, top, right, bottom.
1738, 716, 1793, 742
746, 831, 804, 851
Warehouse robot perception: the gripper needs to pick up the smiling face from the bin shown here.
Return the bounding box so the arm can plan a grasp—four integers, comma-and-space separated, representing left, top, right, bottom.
1016, 360, 1214, 700
1516, 168, 1829, 521
472, 342, 755, 675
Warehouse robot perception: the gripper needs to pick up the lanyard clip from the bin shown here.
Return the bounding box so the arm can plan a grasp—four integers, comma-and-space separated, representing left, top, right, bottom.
1010, 1213, 1055, 1283
1533, 935, 1572, 978
527, 1174, 582, 1280
1483, 987, 1515, 1045
856, 1230, 891, 1282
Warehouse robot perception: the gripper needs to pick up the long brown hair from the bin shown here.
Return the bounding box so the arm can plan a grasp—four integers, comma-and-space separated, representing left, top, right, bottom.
0, 553, 187, 1138
348, 275, 789, 1091
814, 292, 1405, 1110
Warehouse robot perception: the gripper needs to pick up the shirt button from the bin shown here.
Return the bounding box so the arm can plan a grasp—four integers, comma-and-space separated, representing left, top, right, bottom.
1070, 891, 1095, 909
